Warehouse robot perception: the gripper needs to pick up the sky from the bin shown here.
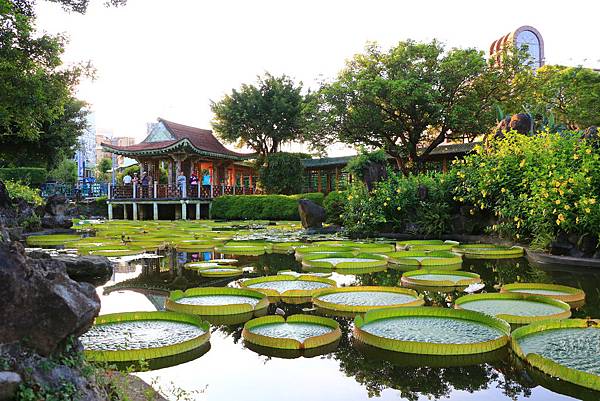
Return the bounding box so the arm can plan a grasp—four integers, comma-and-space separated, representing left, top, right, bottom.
35, 0, 600, 155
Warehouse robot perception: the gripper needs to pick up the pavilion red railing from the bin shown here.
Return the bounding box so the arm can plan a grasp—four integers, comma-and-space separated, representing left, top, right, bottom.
108, 184, 261, 200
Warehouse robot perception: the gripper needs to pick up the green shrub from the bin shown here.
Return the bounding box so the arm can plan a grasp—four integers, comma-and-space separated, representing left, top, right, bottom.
343, 172, 456, 237
0, 168, 47, 186
48, 159, 77, 184
211, 193, 324, 220
453, 131, 600, 245
323, 191, 347, 225
258, 152, 305, 194
19, 213, 41, 231
5, 181, 44, 206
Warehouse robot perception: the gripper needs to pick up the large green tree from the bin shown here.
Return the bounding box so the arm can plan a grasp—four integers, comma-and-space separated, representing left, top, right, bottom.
211, 73, 306, 157
0, 0, 92, 168
306, 40, 528, 174
528, 65, 600, 130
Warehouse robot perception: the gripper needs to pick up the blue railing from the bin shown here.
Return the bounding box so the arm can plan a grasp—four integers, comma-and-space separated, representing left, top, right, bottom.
41, 182, 109, 199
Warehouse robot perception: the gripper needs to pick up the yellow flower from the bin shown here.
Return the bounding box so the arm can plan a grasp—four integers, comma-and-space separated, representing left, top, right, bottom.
590, 198, 596, 205
573, 154, 579, 160
564, 205, 570, 210
396, 206, 401, 211
576, 217, 580, 223
556, 219, 561, 225
469, 209, 475, 215
383, 202, 388, 206
585, 208, 591, 214
555, 200, 561, 205
559, 190, 564, 196
501, 188, 507, 193
519, 159, 526, 168
459, 197, 464, 202
586, 148, 592, 154
347, 195, 353, 200
558, 213, 565, 221
514, 216, 519, 222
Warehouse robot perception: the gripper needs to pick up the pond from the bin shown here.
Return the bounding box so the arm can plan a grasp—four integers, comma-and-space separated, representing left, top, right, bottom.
46, 221, 600, 400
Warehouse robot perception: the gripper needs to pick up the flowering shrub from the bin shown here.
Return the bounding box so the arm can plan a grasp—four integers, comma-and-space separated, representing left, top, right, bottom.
343, 171, 457, 237
453, 131, 600, 247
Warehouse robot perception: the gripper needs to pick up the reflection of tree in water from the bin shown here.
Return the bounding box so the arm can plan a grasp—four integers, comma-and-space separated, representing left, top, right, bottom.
246, 252, 302, 275
329, 318, 534, 400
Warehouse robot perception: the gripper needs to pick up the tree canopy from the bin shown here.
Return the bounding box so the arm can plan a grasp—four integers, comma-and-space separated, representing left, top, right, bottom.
305, 40, 528, 174
527, 65, 600, 130
211, 73, 306, 157
0, 0, 92, 169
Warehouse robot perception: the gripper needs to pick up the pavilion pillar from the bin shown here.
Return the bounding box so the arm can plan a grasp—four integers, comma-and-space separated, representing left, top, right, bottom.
196, 203, 200, 220
167, 160, 173, 186
442, 158, 448, 174
107, 203, 113, 220
132, 203, 138, 221
123, 204, 128, 220
153, 202, 158, 220
335, 167, 340, 191
175, 204, 181, 219
317, 170, 322, 193
181, 202, 187, 220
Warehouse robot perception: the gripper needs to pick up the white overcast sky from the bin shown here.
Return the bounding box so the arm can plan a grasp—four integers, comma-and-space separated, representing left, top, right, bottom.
35, 0, 600, 155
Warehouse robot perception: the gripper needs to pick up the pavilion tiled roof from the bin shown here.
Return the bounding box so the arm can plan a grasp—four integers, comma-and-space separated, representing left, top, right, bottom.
101, 118, 254, 160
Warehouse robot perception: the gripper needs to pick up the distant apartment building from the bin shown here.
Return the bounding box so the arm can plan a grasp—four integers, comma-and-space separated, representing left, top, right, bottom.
74, 111, 98, 179
96, 132, 136, 168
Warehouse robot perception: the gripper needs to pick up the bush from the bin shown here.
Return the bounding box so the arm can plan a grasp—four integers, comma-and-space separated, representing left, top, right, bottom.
343, 172, 457, 237
0, 168, 47, 186
48, 159, 77, 184
211, 193, 324, 220
453, 131, 600, 245
323, 191, 347, 225
258, 152, 305, 194
4, 181, 44, 206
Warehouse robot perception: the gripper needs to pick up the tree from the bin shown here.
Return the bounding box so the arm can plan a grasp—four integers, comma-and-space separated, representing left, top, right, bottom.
306, 40, 528, 174
211, 73, 306, 157
0, 0, 91, 168
96, 157, 112, 182
258, 152, 304, 194
529, 65, 600, 130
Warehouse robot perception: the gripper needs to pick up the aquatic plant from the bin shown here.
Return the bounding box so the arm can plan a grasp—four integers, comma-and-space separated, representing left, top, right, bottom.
452, 244, 524, 259
500, 283, 585, 308
242, 314, 341, 350
82, 311, 210, 363
353, 307, 510, 355
301, 252, 388, 270
454, 292, 571, 324
387, 250, 462, 269
312, 286, 424, 315
240, 274, 336, 304
511, 319, 600, 391
165, 287, 269, 317
401, 270, 481, 289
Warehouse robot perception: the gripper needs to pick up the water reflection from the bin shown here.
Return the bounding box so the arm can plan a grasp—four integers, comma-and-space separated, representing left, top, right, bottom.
97, 250, 599, 400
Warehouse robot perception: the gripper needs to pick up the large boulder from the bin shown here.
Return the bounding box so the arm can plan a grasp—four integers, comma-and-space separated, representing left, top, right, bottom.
363, 161, 388, 192
508, 113, 532, 135
0, 181, 11, 210
41, 194, 74, 229
52, 255, 113, 285
0, 242, 100, 356
298, 199, 326, 229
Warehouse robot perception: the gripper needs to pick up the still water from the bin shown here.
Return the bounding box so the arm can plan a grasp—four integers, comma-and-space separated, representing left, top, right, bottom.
97, 250, 600, 401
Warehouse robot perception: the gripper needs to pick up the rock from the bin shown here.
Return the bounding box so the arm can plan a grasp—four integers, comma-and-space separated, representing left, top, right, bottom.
0, 181, 11, 210
298, 199, 325, 229
577, 233, 598, 257
0, 242, 100, 356
41, 195, 74, 229
494, 116, 512, 139
26, 249, 52, 259
508, 113, 532, 135
304, 226, 341, 235
0, 371, 21, 401
363, 161, 387, 192
550, 232, 573, 256
52, 255, 113, 285
582, 126, 598, 146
